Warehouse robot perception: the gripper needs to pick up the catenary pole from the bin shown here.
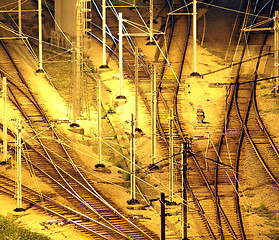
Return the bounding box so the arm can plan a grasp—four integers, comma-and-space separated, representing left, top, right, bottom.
151, 64, 156, 165
72, 42, 77, 122
193, 0, 197, 73
169, 109, 174, 203
190, 0, 200, 76
182, 143, 188, 240
98, 73, 102, 165
3, 77, 7, 163
135, 47, 139, 129
16, 120, 22, 210
161, 192, 166, 240
119, 12, 123, 96
100, 0, 109, 68
127, 113, 139, 204
37, 0, 43, 72
274, 11, 279, 95
149, 0, 153, 43
18, 0, 22, 35
130, 113, 136, 200
73, 1, 82, 122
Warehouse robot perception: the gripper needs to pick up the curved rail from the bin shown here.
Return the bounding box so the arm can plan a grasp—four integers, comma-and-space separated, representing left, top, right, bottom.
214, 0, 277, 239
0, 35, 158, 239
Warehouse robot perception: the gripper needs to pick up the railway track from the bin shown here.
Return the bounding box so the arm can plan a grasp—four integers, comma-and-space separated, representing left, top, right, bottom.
89, 0, 247, 239
85, 0, 279, 238
1, 0, 276, 239
0, 31, 159, 239
190, 0, 279, 239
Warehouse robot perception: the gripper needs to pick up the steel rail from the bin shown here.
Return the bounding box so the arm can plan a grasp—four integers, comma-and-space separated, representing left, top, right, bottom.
33, 137, 156, 239
0, 123, 141, 239
0, 39, 48, 123
214, 0, 259, 236
235, 2, 276, 239
172, 0, 191, 143
156, 0, 176, 145
0, 175, 129, 239
0, 38, 157, 239
90, 1, 237, 238
214, 0, 276, 239
22, 148, 134, 238
155, 0, 219, 238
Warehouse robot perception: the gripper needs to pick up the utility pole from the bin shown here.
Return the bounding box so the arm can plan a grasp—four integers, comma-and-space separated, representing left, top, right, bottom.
18, 0, 22, 36
100, 0, 109, 68
36, 0, 43, 73
127, 114, 139, 205
15, 120, 24, 212
2, 77, 7, 163
274, 11, 279, 95
169, 108, 174, 203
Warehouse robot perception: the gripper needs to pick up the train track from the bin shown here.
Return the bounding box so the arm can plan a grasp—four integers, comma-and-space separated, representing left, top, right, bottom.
0, 31, 159, 239
76, 0, 279, 238
2, 0, 275, 239
89, 0, 245, 239
186, 0, 279, 239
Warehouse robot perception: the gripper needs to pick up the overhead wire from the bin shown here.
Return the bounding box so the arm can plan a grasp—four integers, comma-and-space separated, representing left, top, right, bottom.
4, 0, 274, 236
199, 1, 271, 19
